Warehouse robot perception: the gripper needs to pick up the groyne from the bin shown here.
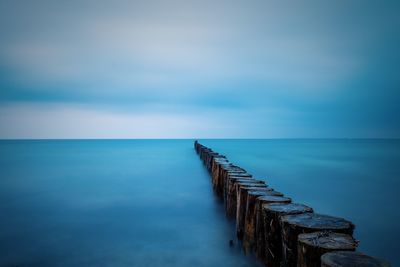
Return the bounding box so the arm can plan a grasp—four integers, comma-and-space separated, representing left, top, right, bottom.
194, 141, 391, 267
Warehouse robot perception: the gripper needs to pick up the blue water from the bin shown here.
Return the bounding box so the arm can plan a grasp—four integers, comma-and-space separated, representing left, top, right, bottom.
202, 139, 400, 265
0, 140, 262, 267
0, 140, 399, 266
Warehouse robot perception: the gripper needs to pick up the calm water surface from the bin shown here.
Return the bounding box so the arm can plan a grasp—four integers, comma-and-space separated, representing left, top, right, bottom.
202, 139, 400, 265
0, 140, 262, 267
0, 139, 399, 266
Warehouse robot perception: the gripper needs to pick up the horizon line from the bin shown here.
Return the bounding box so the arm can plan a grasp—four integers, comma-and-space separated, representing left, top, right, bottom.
1, 137, 399, 141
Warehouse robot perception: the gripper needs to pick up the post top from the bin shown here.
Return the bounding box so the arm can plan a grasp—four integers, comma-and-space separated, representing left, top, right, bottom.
321, 251, 391, 267
263, 202, 313, 215
281, 213, 354, 231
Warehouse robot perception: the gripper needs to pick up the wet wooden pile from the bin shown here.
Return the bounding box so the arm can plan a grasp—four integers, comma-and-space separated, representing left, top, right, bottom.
194, 141, 391, 267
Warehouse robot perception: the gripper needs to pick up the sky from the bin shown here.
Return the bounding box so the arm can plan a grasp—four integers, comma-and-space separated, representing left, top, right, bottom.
0, 0, 399, 138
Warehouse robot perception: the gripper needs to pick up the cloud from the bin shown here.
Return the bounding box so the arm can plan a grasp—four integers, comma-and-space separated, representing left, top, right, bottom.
0, 102, 321, 139
0, 103, 209, 139
0, 0, 399, 138
0, 1, 369, 94
1, 100, 398, 139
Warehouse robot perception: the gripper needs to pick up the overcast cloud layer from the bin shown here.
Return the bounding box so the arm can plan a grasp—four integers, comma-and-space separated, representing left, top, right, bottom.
0, 0, 399, 138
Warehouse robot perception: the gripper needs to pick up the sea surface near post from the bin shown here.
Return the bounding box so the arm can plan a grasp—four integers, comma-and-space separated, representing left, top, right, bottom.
0, 139, 262, 267
0, 139, 399, 266
202, 139, 400, 266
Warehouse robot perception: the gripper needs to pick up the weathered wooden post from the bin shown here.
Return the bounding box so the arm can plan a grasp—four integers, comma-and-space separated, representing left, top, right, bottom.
223, 172, 252, 203
260, 203, 313, 267
200, 147, 211, 161
214, 165, 246, 196
195, 143, 201, 154
224, 176, 253, 208
205, 151, 217, 171
281, 213, 354, 267
321, 251, 391, 267
235, 183, 270, 226
239, 189, 281, 241
203, 149, 210, 163
297, 231, 357, 267
211, 157, 229, 181
236, 185, 272, 234
243, 194, 291, 252
219, 167, 247, 196
193, 142, 391, 267
226, 178, 262, 218
212, 163, 231, 193
206, 153, 225, 173
211, 162, 230, 187
253, 192, 286, 246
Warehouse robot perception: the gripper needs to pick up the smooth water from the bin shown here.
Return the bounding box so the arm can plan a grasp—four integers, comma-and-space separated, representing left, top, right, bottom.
202, 139, 400, 265
0, 140, 262, 267
0, 140, 399, 266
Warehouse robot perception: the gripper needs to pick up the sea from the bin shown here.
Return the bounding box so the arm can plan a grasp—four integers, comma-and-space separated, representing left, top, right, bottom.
0, 139, 399, 266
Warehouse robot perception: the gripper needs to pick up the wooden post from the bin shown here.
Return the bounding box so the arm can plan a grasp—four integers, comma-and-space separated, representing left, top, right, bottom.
226, 178, 263, 218
260, 203, 313, 267
200, 148, 212, 161
207, 154, 225, 173
223, 173, 252, 203
215, 165, 246, 196
243, 194, 291, 252
321, 251, 391, 267
193, 143, 392, 267
225, 176, 254, 213
211, 162, 231, 189
211, 158, 229, 182
220, 172, 252, 200
281, 213, 354, 267
297, 231, 357, 267
212, 163, 231, 193
236, 185, 271, 237
206, 153, 224, 172
235, 183, 270, 225
220, 168, 248, 195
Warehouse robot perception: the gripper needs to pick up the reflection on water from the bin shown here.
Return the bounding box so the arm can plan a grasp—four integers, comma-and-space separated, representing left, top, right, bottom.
0, 139, 398, 266
202, 139, 400, 266
0, 140, 262, 267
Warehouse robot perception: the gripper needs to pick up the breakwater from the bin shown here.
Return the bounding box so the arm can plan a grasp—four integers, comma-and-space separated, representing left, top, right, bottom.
194, 140, 391, 267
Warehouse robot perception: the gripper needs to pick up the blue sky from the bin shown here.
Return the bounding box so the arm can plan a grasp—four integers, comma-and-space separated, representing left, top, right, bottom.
0, 0, 399, 138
